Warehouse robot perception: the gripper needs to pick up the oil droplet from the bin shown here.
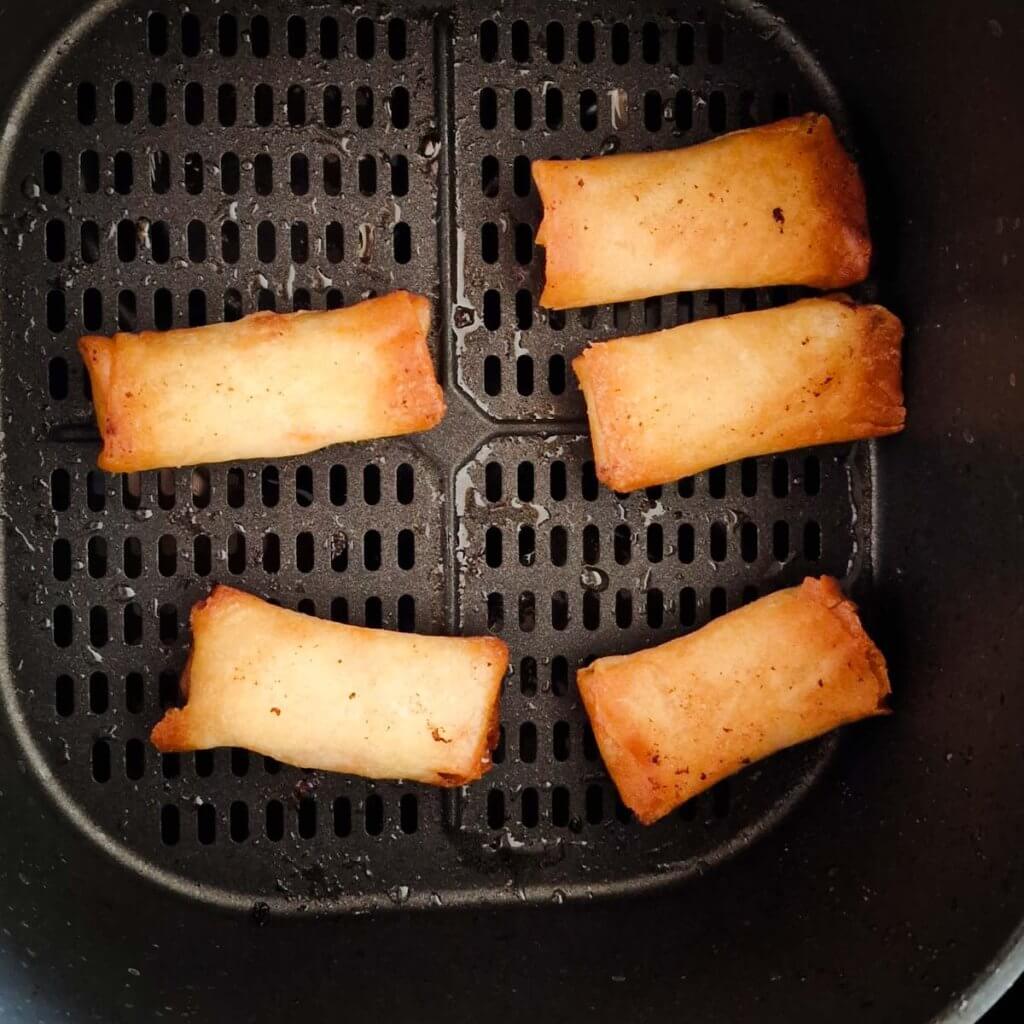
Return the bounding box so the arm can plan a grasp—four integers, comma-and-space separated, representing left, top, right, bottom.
329, 532, 347, 560
580, 566, 609, 592
599, 135, 620, 156
387, 884, 410, 904
608, 88, 629, 131
357, 223, 374, 262
417, 131, 441, 161
452, 305, 476, 329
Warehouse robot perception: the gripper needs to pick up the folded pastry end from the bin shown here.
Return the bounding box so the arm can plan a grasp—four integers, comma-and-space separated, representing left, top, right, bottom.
77, 335, 119, 470
798, 575, 893, 708
149, 706, 189, 752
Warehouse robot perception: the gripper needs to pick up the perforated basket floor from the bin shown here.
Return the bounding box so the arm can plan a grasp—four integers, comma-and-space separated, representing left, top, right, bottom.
0, 0, 874, 912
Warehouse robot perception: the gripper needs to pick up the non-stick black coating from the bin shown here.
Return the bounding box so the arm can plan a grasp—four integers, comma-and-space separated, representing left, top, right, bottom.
0, 0, 1022, 1021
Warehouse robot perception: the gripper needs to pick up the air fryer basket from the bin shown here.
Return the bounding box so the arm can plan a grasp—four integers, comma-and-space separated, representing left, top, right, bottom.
0, 1, 1021, 1021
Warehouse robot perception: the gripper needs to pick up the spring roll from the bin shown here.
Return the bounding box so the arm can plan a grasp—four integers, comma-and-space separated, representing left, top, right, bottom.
151, 586, 508, 786
573, 295, 904, 492
578, 577, 891, 824
534, 113, 870, 309
79, 291, 445, 472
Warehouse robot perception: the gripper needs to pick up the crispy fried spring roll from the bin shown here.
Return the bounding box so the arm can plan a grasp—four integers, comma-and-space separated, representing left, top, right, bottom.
534, 114, 870, 309
151, 586, 508, 786
573, 295, 904, 492
79, 291, 445, 472
578, 577, 891, 824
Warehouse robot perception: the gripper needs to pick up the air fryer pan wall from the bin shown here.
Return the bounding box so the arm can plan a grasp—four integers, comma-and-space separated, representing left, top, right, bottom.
0, 1, 1021, 1022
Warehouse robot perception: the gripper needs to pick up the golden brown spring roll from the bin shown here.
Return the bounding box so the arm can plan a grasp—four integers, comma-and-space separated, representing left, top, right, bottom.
151, 586, 508, 786
79, 291, 445, 472
573, 295, 904, 492
534, 113, 870, 309
578, 577, 891, 824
